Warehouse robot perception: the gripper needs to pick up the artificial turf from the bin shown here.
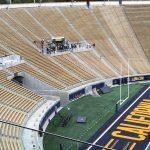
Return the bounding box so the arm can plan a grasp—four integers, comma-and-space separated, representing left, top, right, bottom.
43, 83, 150, 150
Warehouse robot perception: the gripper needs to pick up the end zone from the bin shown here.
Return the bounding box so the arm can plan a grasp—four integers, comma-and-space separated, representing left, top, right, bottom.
85, 86, 150, 150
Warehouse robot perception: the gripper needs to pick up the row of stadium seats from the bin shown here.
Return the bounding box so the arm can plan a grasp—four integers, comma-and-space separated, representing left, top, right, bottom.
27, 7, 150, 74
1, 11, 37, 43
1, 123, 21, 137
124, 5, 150, 61
0, 104, 26, 124
0, 71, 43, 101
1, 137, 23, 150
0, 4, 149, 150
27, 7, 80, 41
0, 66, 46, 149
0, 87, 36, 112
0, 48, 9, 57
63, 5, 150, 73
0, 20, 80, 87
1, 7, 149, 90
51, 53, 97, 80
0, 103, 25, 149
7, 63, 66, 89
75, 51, 117, 78
60, 7, 130, 74
29, 7, 129, 75
6, 8, 50, 40
98, 6, 150, 73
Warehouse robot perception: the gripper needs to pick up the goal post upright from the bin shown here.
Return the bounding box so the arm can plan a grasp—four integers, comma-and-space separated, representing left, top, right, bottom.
119, 58, 130, 105
127, 58, 130, 98
119, 63, 122, 105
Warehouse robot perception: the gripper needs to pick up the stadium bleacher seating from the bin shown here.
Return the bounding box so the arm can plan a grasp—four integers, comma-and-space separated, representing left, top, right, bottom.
7, 63, 66, 89
97, 6, 150, 74
0, 70, 43, 101
0, 20, 80, 88
27, 7, 80, 41
0, 103, 26, 150
0, 4, 150, 150
0, 87, 37, 112
124, 5, 150, 61
0, 47, 9, 57
52, 53, 97, 80
0, 65, 46, 150
1, 137, 23, 150
75, 51, 117, 78
1, 6, 149, 88
60, 7, 131, 75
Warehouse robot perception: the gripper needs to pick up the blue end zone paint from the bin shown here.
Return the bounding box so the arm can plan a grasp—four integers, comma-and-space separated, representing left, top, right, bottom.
80, 86, 150, 150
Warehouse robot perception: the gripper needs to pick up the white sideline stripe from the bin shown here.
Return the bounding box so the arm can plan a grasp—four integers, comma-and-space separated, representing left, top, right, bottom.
145, 141, 150, 150
87, 86, 150, 150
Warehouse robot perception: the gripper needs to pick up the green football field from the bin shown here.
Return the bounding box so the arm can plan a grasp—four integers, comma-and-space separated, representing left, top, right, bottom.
43, 83, 150, 150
